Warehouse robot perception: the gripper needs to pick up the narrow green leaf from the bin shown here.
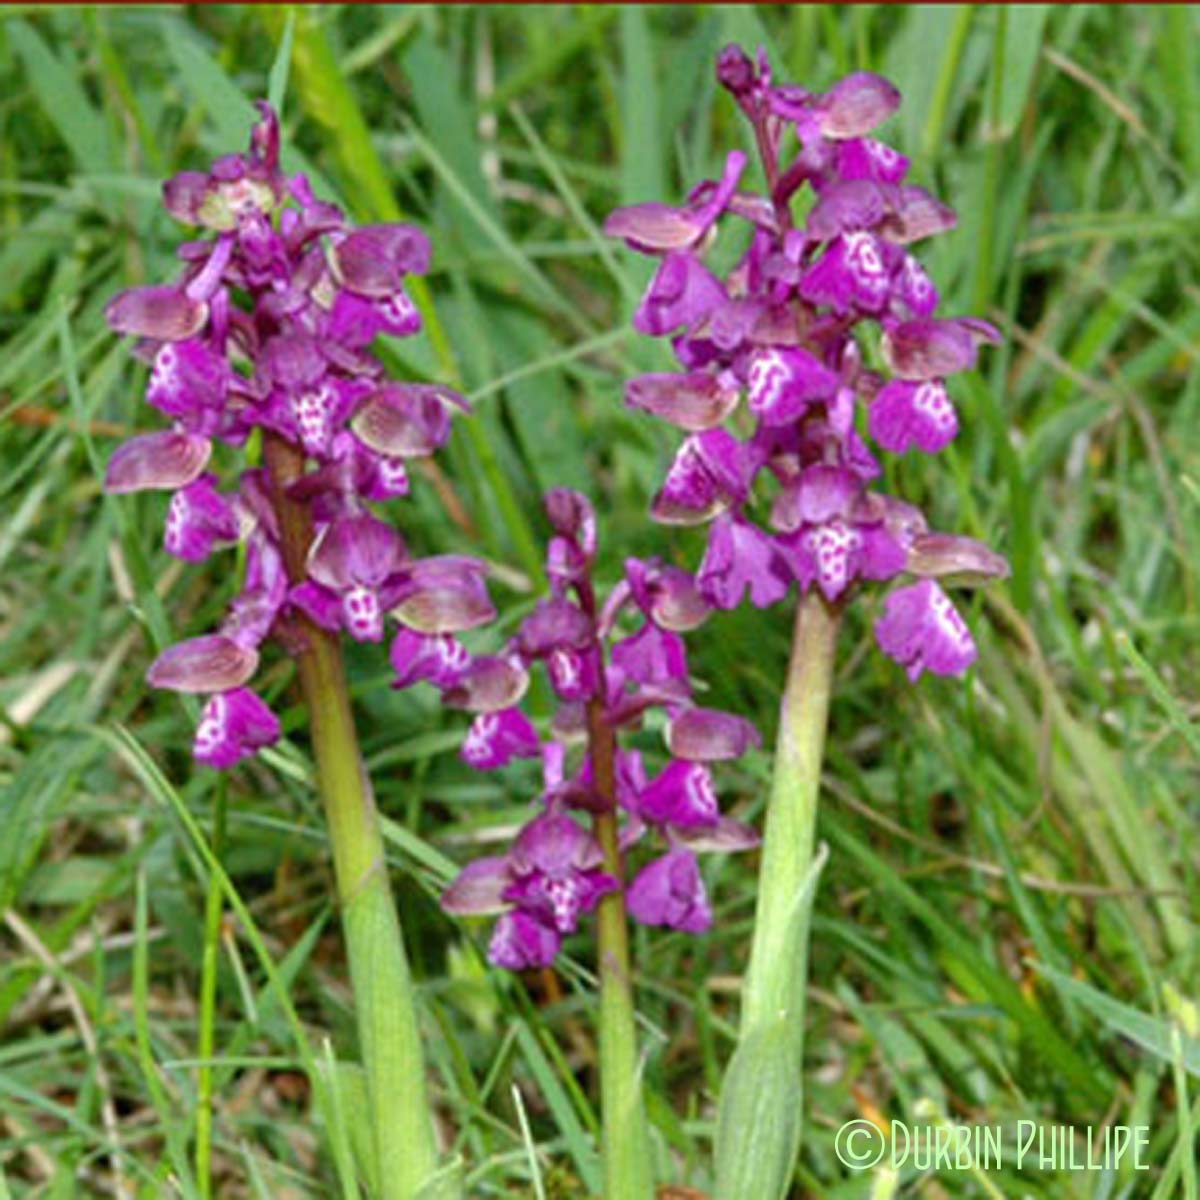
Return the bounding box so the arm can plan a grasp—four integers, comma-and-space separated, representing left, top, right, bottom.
8, 19, 112, 174
1116, 631, 1200, 759
267, 11, 296, 116
994, 6, 1051, 139
404, 28, 500, 226
619, 9, 665, 205
513, 1021, 602, 1194
1032, 964, 1200, 1077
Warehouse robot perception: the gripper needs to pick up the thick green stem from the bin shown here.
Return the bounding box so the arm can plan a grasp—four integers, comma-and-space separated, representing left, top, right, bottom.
265, 436, 438, 1200
587, 700, 653, 1200
715, 590, 839, 1200
742, 591, 839, 1032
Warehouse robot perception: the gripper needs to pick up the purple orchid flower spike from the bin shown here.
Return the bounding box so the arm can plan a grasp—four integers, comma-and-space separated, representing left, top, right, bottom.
105, 102, 487, 769
439, 491, 761, 972
603, 44, 1008, 674
603, 45, 1016, 1198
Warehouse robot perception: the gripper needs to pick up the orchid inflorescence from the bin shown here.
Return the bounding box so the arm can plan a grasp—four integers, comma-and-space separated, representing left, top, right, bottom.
440, 489, 760, 969
104, 103, 489, 769
604, 46, 1008, 675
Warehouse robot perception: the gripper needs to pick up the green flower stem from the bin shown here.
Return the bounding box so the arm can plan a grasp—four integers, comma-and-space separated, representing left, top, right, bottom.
716, 590, 840, 1200
587, 698, 653, 1200
265, 434, 438, 1200
195, 777, 228, 1200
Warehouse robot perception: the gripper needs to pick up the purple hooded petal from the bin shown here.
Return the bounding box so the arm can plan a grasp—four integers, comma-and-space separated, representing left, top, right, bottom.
504, 813, 618, 932
624, 559, 710, 631
147, 634, 258, 694
605, 151, 747, 252
193, 688, 280, 769
818, 72, 901, 139
306, 514, 408, 591
164, 475, 239, 562
625, 372, 740, 432
147, 339, 229, 422
488, 911, 561, 970
511, 811, 603, 876
441, 656, 530, 714
634, 759, 720, 829
651, 429, 753, 526
329, 224, 432, 295
440, 856, 514, 916
391, 556, 495, 635
604, 201, 705, 253
104, 432, 212, 494
697, 514, 792, 610
805, 180, 887, 241
905, 533, 1010, 585
771, 464, 861, 532
633, 252, 728, 336
460, 707, 541, 770
105, 286, 208, 341
162, 171, 210, 224
869, 379, 958, 454
881, 318, 992, 380
390, 628, 471, 690
677, 816, 761, 854
261, 332, 326, 392
350, 383, 466, 458
611, 621, 688, 686
666, 707, 761, 762
627, 849, 712, 933
875, 579, 977, 680
516, 598, 594, 657
878, 185, 957, 244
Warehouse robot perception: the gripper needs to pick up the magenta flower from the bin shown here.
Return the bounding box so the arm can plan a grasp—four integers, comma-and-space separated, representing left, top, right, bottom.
605, 46, 1008, 678
105, 103, 487, 767
439, 491, 760, 969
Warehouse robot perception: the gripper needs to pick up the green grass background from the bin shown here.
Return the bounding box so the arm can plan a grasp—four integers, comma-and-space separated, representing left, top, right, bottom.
1, 5, 1197, 1197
